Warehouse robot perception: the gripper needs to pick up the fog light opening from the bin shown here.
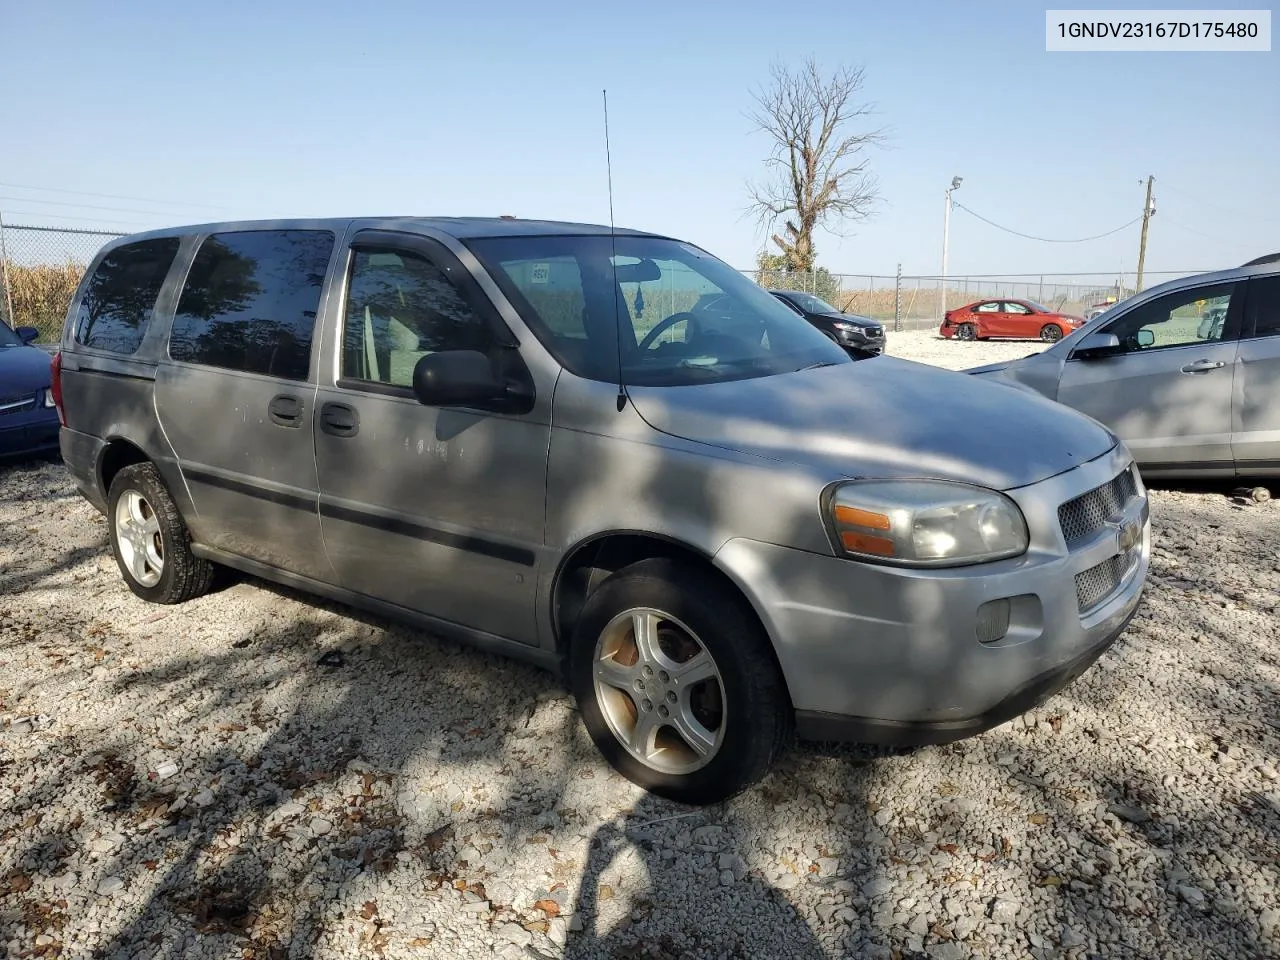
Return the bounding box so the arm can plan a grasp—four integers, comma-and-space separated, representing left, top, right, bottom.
976, 599, 1011, 645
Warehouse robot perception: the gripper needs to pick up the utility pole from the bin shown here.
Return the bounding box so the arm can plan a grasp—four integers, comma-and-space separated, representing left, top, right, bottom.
1136, 175, 1155, 292
940, 176, 963, 322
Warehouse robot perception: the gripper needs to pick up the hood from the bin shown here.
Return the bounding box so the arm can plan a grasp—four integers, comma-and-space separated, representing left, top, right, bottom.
627, 356, 1115, 491
0, 345, 53, 398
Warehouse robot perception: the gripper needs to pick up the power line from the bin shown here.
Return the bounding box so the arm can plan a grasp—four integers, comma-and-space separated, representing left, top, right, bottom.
1160, 181, 1279, 224
1159, 215, 1267, 251
0, 210, 157, 228
0, 195, 193, 218
951, 201, 1142, 243
0, 180, 232, 211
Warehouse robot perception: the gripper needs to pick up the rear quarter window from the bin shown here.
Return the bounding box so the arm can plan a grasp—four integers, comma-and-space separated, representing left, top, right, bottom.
168, 229, 334, 380
73, 238, 181, 354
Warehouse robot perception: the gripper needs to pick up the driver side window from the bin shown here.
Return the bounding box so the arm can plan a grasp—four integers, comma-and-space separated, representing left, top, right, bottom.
342, 247, 494, 387
1102, 282, 1237, 353
1003, 302, 1031, 315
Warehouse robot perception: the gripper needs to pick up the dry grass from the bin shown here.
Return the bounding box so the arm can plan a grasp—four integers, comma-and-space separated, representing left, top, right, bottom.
2, 260, 84, 341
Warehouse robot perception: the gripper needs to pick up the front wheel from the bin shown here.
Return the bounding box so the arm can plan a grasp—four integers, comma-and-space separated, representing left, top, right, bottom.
569, 558, 792, 805
1040, 323, 1063, 342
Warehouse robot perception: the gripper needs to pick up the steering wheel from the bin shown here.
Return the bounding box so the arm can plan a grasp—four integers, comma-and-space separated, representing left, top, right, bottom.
637, 312, 703, 352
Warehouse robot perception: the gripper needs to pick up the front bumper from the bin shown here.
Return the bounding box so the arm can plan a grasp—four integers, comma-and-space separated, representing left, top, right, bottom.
834, 328, 886, 354
0, 409, 60, 460
714, 444, 1148, 745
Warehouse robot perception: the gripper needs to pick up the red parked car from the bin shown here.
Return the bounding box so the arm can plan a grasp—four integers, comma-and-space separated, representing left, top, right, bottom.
939, 298, 1086, 343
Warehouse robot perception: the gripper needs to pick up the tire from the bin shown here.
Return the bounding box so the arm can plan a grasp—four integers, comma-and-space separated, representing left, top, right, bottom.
107, 462, 214, 604
569, 557, 792, 805
956, 323, 977, 341
1040, 323, 1063, 343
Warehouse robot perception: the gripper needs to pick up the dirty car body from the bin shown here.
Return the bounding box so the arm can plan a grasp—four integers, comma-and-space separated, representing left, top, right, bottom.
966, 255, 1280, 479
54, 217, 1150, 804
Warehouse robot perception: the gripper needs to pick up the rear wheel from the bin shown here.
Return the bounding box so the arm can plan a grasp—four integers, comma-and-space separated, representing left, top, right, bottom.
107, 463, 214, 604
1040, 323, 1063, 342
569, 558, 791, 805
956, 323, 977, 341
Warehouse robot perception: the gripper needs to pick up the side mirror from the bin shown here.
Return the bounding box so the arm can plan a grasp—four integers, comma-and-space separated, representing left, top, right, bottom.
1072, 331, 1122, 360
15, 326, 39, 344
412, 350, 506, 408
1136, 328, 1155, 348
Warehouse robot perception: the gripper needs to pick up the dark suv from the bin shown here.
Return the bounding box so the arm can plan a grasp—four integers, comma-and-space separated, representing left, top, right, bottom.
768, 289, 886, 355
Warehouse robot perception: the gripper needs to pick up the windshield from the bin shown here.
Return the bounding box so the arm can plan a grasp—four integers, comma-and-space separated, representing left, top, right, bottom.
0, 322, 22, 348
784, 292, 840, 314
466, 235, 849, 386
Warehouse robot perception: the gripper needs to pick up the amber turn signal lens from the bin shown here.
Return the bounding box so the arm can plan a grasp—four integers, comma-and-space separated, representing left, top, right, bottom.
834, 505, 891, 531
840, 531, 895, 556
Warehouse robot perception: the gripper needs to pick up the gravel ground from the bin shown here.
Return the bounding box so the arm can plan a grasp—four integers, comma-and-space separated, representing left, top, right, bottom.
2, 334, 1278, 960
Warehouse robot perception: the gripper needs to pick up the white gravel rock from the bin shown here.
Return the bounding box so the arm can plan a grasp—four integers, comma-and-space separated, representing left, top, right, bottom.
2, 337, 1275, 960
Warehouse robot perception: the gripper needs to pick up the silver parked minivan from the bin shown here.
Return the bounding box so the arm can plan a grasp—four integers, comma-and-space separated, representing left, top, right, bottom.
54, 217, 1150, 804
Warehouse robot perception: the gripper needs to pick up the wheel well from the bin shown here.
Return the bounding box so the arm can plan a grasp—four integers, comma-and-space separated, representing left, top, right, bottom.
98, 440, 149, 498
552, 534, 750, 654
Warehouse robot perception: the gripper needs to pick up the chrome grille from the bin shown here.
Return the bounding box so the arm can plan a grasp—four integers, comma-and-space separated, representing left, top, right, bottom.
1058, 467, 1138, 546
0, 393, 36, 417
1076, 552, 1133, 612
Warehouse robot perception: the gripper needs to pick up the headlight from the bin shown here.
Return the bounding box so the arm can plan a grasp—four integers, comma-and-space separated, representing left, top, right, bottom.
825, 479, 1029, 567
42, 388, 56, 408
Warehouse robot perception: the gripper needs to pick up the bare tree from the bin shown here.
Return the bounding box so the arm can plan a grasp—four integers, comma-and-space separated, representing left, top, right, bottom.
747, 58, 885, 272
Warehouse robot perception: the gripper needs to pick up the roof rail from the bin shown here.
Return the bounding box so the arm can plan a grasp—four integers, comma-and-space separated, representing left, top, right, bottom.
1241, 252, 1280, 267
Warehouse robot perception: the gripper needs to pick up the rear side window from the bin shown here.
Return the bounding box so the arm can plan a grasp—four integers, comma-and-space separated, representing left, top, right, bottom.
74, 238, 181, 354
169, 230, 334, 380
1248, 275, 1280, 338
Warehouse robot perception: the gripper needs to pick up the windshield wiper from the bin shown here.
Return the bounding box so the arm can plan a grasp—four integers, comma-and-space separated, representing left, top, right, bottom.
798, 360, 840, 371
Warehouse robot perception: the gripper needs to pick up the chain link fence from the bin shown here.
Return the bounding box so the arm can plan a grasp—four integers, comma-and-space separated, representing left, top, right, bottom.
744, 268, 1206, 332
0, 224, 125, 340
0, 222, 1204, 343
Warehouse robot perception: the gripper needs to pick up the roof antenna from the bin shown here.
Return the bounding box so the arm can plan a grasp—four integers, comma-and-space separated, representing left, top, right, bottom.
603, 89, 627, 412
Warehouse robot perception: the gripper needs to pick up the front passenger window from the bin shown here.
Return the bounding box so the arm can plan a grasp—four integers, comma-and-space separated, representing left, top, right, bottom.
1103, 283, 1237, 353
342, 248, 493, 387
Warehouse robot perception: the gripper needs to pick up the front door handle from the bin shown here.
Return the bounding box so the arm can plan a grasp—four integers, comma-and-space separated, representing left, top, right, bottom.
268, 394, 303, 427
320, 401, 359, 438
1180, 359, 1226, 374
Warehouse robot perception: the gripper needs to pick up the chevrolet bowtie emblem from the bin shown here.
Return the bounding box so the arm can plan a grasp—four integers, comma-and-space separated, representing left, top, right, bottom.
1116, 517, 1143, 553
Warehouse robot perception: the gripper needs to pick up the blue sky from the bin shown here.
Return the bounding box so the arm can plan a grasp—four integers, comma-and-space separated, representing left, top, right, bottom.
2, 0, 1276, 277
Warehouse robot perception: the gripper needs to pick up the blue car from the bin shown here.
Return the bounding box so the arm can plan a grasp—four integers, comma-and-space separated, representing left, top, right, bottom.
0, 321, 60, 460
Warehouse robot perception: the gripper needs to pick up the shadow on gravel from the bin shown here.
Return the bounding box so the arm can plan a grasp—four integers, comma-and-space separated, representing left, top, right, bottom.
563, 794, 827, 960
27, 607, 580, 958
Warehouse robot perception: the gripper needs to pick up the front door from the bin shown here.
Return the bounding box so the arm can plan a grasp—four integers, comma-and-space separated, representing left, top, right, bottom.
1057, 280, 1242, 470
1000, 300, 1034, 338
155, 228, 336, 579
312, 231, 550, 645
1232, 274, 1280, 472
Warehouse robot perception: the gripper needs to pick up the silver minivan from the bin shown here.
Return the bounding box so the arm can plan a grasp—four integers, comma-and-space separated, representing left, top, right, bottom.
54, 217, 1150, 804
967, 254, 1280, 479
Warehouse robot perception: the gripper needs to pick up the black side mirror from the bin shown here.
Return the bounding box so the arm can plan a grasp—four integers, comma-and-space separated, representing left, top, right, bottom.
412, 350, 533, 412
15, 326, 39, 344
1072, 331, 1122, 360
1136, 328, 1155, 348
